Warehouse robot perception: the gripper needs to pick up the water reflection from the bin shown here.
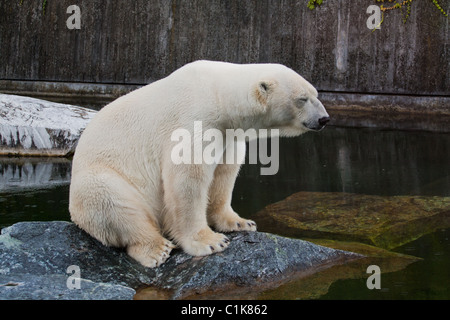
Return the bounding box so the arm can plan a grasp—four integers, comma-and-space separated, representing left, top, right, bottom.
0, 157, 71, 228
0, 157, 71, 192
234, 127, 450, 216
0, 126, 449, 299
318, 228, 450, 300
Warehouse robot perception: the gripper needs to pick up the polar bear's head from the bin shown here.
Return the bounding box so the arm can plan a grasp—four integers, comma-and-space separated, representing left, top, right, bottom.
252, 65, 330, 137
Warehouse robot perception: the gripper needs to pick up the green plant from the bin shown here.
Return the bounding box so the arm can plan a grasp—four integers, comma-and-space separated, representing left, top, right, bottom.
307, 0, 325, 10
431, 0, 448, 17
378, 0, 448, 23
19, 0, 48, 14
308, 0, 448, 21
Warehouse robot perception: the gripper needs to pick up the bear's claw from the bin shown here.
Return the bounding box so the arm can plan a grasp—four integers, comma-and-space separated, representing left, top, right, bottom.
127, 238, 175, 268
181, 228, 230, 256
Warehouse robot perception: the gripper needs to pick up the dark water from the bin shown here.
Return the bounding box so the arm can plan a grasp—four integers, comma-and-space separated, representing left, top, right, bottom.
1, 126, 449, 299
233, 126, 450, 300
320, 228, 450, 300
233, 126, 450, 216
0, 158, 72, 229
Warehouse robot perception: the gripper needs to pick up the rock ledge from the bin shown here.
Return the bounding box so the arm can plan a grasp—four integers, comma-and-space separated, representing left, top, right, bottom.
0, 94, 96, 156
0, 221, 361, 300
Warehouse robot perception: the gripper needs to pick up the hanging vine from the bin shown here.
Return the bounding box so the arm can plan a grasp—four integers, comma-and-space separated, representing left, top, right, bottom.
19, 0, 48, 15
307, 0, 324, 10
307, 0, 448, 23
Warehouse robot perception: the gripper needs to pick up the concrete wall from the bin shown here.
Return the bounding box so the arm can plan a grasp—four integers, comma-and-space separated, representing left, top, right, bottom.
1, 0, 449, 130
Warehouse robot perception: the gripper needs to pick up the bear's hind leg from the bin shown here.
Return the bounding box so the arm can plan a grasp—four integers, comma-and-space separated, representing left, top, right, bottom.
70, 169, 175, 268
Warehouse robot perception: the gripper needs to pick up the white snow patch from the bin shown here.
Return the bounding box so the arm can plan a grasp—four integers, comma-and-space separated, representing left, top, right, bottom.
0, 94, 97, 156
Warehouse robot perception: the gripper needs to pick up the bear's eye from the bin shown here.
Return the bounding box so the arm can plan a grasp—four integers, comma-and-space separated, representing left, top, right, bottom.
296, 97, 308, 107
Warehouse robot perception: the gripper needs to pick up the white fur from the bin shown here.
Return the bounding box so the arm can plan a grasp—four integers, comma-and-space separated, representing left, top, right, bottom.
69, 60, 329, 267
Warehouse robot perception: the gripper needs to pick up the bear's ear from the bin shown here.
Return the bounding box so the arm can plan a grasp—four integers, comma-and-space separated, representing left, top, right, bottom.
259, 81, 269, 92
254, 80, 276, 106
259, 80, 276, 93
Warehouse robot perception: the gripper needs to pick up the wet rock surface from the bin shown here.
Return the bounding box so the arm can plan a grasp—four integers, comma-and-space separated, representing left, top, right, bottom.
254, 192, 450, 250
0, 94, 96, 156
0, 221, 361, 300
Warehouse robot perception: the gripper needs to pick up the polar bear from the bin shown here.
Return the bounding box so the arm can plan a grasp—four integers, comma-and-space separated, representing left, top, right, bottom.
69, 60, 329, 267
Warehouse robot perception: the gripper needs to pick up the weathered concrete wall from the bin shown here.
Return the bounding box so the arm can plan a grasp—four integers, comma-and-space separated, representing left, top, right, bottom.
0, 0, 449, 130
1, 0, 449, 93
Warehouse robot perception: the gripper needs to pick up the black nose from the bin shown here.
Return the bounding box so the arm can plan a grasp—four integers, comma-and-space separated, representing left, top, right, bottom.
318, 117, 330, 126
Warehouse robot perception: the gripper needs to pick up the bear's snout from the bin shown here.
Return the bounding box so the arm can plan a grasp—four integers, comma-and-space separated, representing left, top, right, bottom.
313, 116, 330, 131
318, 116, 330, 127
303, 116, 330, 131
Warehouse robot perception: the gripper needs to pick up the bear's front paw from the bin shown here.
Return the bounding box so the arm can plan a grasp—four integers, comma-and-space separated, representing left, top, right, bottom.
127, 238, 175, 268
209, 209, 257, 232
219, 217, 257, 232
181, 228, 230, 256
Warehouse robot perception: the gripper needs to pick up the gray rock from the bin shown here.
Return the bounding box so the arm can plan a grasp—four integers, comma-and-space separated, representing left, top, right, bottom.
0, 94, 96, 156
153, 232, 361, 299
0, 274, 135, 300
0, 221, 362, 300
